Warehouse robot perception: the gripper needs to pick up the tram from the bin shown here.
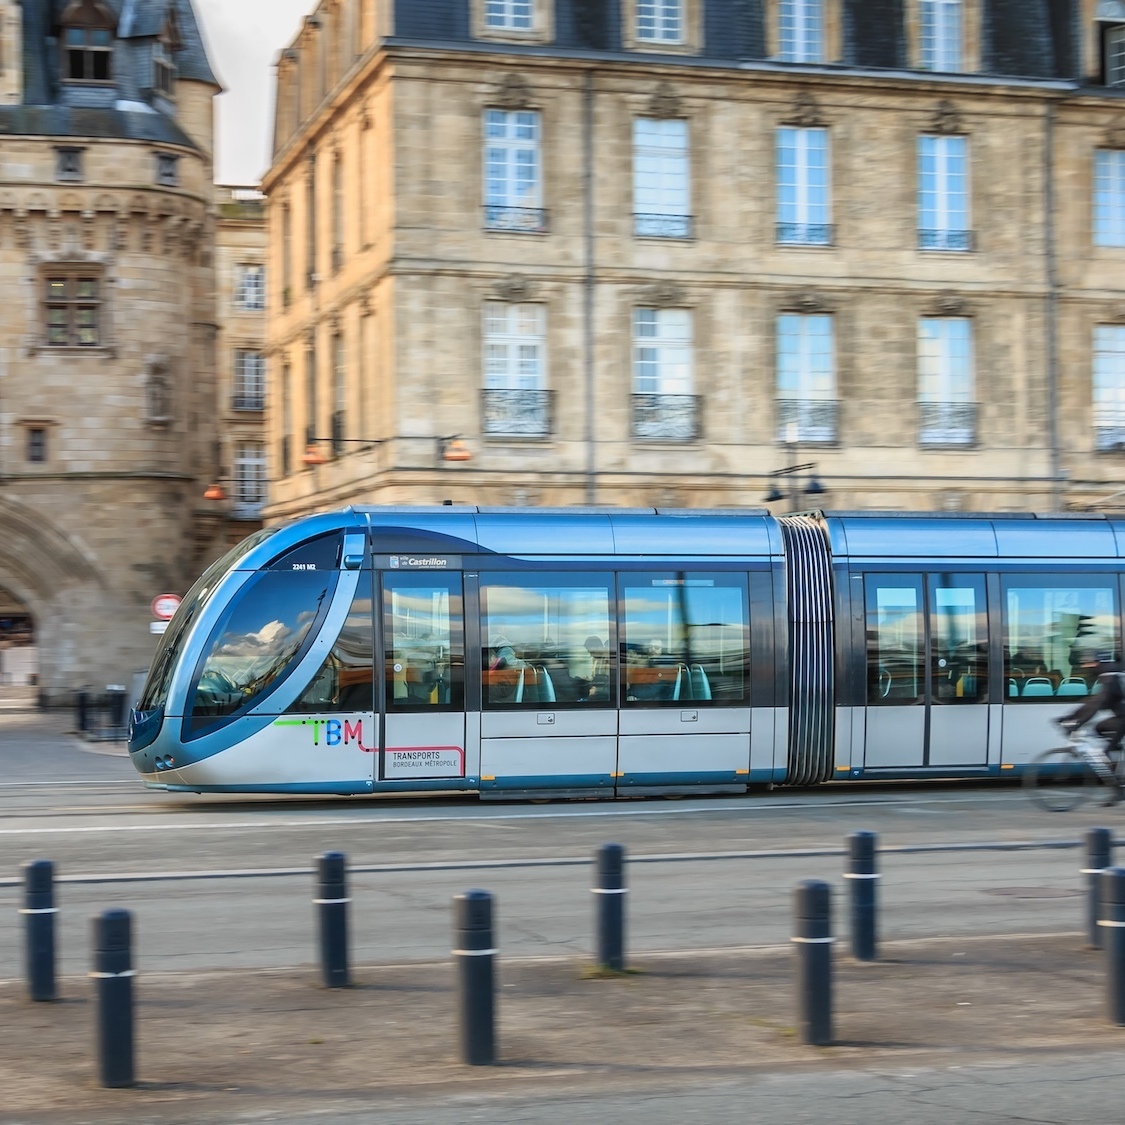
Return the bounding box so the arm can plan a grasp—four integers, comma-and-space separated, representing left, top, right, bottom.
127, 507, 1125, 798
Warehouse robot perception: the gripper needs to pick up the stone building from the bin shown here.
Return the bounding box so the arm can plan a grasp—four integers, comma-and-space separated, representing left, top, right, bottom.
264, 0, 1125, 520
211, 184, 268, 534
0, 0, 222, 703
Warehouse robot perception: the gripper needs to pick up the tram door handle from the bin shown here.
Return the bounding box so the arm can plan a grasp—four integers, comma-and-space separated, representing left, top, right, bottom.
681, 711, 698, 723
537, 714, 556, 726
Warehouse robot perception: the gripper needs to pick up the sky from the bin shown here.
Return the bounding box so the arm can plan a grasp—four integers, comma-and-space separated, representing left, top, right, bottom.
192, 0, 314, 186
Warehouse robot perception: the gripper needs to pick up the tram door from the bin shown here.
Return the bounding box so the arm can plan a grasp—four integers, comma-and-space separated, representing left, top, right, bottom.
863, 573, 989, 769
378, 571, 468, 788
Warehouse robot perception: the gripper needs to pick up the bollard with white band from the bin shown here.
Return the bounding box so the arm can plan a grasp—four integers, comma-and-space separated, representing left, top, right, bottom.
453, 889, 496, 1065
844, 830, 879, 962
1101, 867, 1125, 1025
793, 879, 834, 1046
92, 909, 135, 1088
22, 859, 57, 1002
1085, 827, 1114, 951
315, 851, 350, 988
593, 843, 627, 972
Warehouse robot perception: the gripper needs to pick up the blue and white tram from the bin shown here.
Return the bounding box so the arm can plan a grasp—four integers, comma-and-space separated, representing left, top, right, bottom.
127, 507, 1125, 797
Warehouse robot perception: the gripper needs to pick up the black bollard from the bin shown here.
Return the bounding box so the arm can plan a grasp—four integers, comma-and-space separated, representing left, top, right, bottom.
1085, 828, 1114, 951
1101, 867, 1125, 1025
593, 843, 627, 972
845, 830, 878, 962
22, 859, 57, 1002
315, 852, 350, 988
453, 889, 496, 1066
92, 909, 135, 1088
76, 690, 89, 733
793, 880, 834, 1046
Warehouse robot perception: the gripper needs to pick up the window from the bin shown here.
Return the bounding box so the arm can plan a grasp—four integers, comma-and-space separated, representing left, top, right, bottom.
1095, 149, 1125, 247
282, 205, 292, 304
155, 152, 179, 186
486, 0, 532, 29
289, 586, 374, 713
484, 109, 545, 232
483, 302, 549, 436
620, 573, 748, 705
918, 134, 971, 251
55, 147, 84, 182
918, 317, 975, 445
305, 340, 318, 447
1003, 577, 1119, 700
1093, 325, 1125, 450
331, 155, 344, 270
779, 0, 822, 63
236, 264, 265, 311
776, 313, 836, 442
633, 308, 697, 440
1106, 23, 1125, 86
153, 37, 175, 96
776, 127, 831, 245
481, 573, 614, 707
385, 573, 464, 711
44, 274, 100, 347
919, 0, 962, 72
637, 0, 683, 43
633, 118, 692, 238
234, 442, 267, 507
233, 350, 265, 410
63, 26, 113, 82
26, 428, 47, 464
306, 153, 318, 288
332, 332, 346, 452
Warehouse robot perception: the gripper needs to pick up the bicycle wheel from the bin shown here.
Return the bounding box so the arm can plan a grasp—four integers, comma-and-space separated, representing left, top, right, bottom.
1024, 746, 1099, 812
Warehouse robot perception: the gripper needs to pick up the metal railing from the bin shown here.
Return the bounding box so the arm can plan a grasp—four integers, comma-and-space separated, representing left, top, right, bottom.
1095, 410, 1125, 451
918, 228, 975, 252
632, 393, 702, 442
232, 394, 264, 412
634, 213, 694, 239
482, 388, 554, 437
776, 222, 834, 247
919, 401, 977, 446
776, 399, 838, 444
483, 206, 549, 233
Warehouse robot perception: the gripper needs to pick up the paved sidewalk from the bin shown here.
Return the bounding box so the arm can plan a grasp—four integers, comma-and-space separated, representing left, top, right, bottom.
0, 932, 1122, 1124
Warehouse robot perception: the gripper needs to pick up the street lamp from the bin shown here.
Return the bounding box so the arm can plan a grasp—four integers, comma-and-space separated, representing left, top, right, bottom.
763, 425, 826, 511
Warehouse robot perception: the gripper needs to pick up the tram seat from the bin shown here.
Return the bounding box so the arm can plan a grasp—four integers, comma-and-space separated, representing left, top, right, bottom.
689, 664, 712, 700
533, 665, 556, 703
1057, 677, 1090, 697
1022, 677, 1056, 697
1008, 678, 1019, 698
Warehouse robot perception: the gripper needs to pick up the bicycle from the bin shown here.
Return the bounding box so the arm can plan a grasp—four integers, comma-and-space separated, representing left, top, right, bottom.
1024, 726, 1125, 812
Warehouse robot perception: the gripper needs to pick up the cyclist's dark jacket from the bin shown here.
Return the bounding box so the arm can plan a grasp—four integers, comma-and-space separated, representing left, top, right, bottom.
1063, 667, 1125, 730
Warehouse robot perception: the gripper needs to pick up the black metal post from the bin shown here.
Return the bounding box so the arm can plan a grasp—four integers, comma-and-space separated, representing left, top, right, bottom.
794, 879, 833, 1046
845, 830, 878, 962
1101, 867, 1125, 1025
453, 889, 496, 1066
315, 851, 350, 988
92, 909, 135, 1088
594, 843, 627, 972
22, 859, 56, 1001
1085, 827, 1114, 950
76, 690, 89, 733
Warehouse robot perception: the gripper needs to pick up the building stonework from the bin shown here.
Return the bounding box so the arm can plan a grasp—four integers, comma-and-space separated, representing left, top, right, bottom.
263, 0, 1124, 521
0, 0, 225, 702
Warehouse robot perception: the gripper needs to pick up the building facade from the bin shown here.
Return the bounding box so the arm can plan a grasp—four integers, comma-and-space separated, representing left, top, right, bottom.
0, 0, 222, 702
263, 0, 1125, 520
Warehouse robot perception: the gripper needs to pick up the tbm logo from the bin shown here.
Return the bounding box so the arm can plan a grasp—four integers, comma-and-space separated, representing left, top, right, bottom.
309, 719, 371, 750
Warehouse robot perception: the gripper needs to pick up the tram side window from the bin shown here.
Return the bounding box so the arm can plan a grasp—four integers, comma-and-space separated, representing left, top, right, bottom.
384, 574, 464, 711
866, 576, 924, 704
288, 582, 374, 713
189, 569, 339, 734
1003, 577, 1119, 699
620, 573, 748, 705
481, 574, 614, 707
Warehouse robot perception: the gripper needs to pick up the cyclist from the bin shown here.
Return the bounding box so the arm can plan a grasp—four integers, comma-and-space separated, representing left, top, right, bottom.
1058, 652, 1125, 805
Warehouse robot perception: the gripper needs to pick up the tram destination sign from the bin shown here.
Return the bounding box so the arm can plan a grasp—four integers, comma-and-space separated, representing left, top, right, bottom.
376, 554, 461, 570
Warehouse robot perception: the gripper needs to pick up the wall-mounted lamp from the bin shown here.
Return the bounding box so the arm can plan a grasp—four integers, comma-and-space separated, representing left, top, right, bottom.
302, 436, 381, 467
437, 434, 472, 464
202, 480, 228, 501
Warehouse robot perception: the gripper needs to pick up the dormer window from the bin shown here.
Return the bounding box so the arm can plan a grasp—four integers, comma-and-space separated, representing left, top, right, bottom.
1100, 2, 1125, 86
486, 0, 533, 30
153, 38, 176, 96
59, 0, 117, 83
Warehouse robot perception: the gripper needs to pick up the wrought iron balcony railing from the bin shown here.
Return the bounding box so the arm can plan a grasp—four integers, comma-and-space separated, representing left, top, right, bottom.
482, 387, 554, 437
634, 213, 695, 239
1095, 408, 1125, 451
232, 393, 264, 411
776, 222, 834, 247
483, 205, 549, 233
919, 401, 978, 447
918, 228, 975, 252
230, 499, 266, 521
632, 393, 702, 442
776, 399, 838, 444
